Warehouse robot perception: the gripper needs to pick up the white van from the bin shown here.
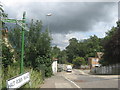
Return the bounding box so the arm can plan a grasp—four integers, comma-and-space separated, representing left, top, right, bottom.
66, 65, 72, 72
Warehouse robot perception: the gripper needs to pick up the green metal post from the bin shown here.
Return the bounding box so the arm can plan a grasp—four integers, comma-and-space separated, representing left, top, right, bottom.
0, 10, 2, 90
20, 12, 26, 74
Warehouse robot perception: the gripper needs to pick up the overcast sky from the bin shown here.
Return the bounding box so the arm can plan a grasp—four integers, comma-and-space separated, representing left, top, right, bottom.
1, 0, 118, 50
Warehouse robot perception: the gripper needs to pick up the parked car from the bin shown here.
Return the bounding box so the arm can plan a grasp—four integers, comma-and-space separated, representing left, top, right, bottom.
66, 65, 72, 72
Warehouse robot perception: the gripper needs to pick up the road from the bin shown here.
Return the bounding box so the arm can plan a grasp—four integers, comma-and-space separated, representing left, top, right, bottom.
40, 69, 119, 89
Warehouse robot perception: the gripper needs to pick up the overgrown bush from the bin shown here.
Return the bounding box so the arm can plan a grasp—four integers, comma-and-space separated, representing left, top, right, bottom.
73, 57, 86, 68
2, 63, 43, 89
2, 43, 13, 68
35, 56, 53, 77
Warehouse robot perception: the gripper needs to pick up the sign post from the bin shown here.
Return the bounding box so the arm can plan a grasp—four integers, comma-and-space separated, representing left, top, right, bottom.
1, 12, 30, 88
20, 12, 26, 74
1, 12, 28, 74
0, 7, 3, 90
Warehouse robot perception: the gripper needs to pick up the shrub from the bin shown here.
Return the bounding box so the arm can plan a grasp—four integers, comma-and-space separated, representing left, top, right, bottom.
73, 57, 86, 68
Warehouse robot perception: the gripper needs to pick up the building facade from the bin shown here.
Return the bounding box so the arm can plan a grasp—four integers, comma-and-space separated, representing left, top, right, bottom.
52, 58, 58, 74
88, 52, 103, 69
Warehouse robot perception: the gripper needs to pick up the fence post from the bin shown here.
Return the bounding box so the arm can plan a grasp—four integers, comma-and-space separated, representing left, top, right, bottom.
111, 65, 114, 74
116, 63, 118, 74
107, 65, 108, 74
109, 65, 111, 74
104, 66, 105, 74
101, 66, 103, 74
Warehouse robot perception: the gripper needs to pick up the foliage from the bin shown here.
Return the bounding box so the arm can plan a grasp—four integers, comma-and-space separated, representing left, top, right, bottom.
51, 46, 67, 64
102, 26, 117, 47
0, 3, 8, 29
24, 20, 53, 77
51, 46, 61, 59
102, 21, 120, 65
66, 36, 103, 64
8, 19, 53, 77
8, 26, 21, 60
35, 56, 52, 77
21, 68, 43, 88
1, 5, 51, 88
66, 38, 79, 63
2, 43, 13, 68
0, 3, 8, 18
58, 50, 68, 64
2, 64, 20, 89
73, 57, 86, 68
2, 63, 43, 89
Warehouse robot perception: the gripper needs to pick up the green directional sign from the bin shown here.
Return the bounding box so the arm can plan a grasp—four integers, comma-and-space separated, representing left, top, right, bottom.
1, 12, 28, 74
1, 18, 29, 32
1, 18, 23, 23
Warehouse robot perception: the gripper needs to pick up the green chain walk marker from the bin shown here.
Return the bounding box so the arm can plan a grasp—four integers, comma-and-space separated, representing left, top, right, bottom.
0, 9, 3, 90
1, 12, 29, 74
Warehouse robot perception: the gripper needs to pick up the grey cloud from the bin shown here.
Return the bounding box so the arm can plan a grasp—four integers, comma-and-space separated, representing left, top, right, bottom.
3, 2, 117, 50
48, 2, 117, 33
4, 2, 117, 34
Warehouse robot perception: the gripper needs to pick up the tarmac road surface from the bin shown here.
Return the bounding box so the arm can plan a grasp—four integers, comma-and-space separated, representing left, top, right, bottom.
40, 69, 119, 89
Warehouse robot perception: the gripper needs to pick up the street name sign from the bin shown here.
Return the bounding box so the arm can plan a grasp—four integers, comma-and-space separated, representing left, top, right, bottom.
1, 18, 29, 31
6, 72, 30, 88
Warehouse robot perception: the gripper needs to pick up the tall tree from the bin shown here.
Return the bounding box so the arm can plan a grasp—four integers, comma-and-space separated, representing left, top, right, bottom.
24, 19, 52, 77
102, 26, 117, 47
66, 38, 79, 63
51, 46, 61, 60
8, 19, 53, 77
84, 35, 103, 57
58, 50, 67, 64
102, 21, 120, 65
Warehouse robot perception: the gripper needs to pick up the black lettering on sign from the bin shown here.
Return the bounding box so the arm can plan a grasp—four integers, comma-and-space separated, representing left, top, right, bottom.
8, 81, 15, 88
24, 75, 29, 80
16, 77, 23, 84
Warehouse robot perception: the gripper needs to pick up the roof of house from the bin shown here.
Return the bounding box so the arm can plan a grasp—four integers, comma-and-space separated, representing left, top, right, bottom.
96, 52, 104, 58
52, 57, 58, 61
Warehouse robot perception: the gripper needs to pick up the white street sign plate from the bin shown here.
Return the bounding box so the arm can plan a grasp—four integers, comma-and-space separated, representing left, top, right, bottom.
6, 72, 30, 88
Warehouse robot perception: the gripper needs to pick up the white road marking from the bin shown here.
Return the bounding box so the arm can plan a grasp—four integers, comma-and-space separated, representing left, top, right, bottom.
64, 76, 82, 89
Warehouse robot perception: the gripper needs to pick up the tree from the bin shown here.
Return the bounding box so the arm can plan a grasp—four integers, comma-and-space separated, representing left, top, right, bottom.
8, 26, 21, 61
65, 36, 103, 64
102, 21, 120, 65
58, 50, 67, 64
66, 38, 79, 63
0, 3, 8, 30
24, 19, 53, 77
1, 4, 13, 68
84, 35, 103, 57
102, 26, 117, 47
73, 57, 86, 68
51, 46, 61, 60
0, 3, 8, 18
8, 19, 53, 77
51, 46, 68, 64
2, 43, 13, 68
